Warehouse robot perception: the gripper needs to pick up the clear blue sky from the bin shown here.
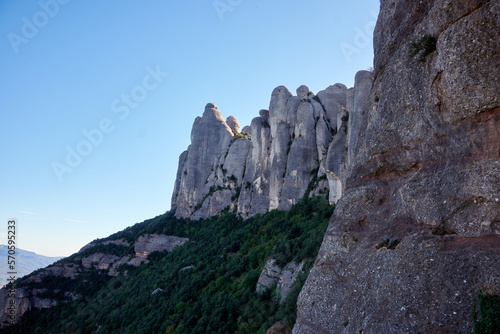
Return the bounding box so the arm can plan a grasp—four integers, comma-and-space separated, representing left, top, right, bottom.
0, 0, 379, 257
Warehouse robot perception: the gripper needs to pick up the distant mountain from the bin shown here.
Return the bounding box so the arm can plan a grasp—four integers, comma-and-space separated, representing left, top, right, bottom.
0, 245, 62, 287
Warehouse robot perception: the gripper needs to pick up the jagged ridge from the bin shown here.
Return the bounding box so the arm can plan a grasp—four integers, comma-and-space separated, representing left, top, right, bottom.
172, 74, 374, 220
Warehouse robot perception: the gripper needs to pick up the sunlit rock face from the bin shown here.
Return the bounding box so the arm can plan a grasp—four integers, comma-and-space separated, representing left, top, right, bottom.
171, 77, 374, 219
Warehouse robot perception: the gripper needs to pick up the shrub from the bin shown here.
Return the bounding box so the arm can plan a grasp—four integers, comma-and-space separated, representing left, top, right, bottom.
408, 35, 436, 62
472, 292, 500, 333
341, 111, 349, 123
375, 237, 400, 250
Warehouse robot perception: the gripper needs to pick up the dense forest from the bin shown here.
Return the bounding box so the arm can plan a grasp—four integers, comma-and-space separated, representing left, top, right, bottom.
2, 195, 334, 334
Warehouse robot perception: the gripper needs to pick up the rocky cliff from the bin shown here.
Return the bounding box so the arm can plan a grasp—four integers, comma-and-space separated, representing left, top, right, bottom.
3, 0, 498, 331
294, 0, 500, 333
171, 77, 374, 219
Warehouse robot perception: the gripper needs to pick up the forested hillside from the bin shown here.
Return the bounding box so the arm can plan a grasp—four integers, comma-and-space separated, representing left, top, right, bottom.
1, 195, 333, 334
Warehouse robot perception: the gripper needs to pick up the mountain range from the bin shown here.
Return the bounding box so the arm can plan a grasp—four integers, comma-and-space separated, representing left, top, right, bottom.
0, 245, 61, 287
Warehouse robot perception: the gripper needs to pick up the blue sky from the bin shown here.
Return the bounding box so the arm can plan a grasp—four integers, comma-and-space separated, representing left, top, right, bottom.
0, 0, 379, 257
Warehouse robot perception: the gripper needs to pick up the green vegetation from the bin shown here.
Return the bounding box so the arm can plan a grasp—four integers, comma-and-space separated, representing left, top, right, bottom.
2, 195, 334, 334
472, 292, 500, 334
232, 129, 251, 141
375, 237, 400, 250
341, 111, 349, 123
194, 185, 224, 211
408, 34, 436, 62
231, 186, 241, 202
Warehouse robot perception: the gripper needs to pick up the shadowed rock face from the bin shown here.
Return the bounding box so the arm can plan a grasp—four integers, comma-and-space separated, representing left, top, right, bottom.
294, 1, 500, 333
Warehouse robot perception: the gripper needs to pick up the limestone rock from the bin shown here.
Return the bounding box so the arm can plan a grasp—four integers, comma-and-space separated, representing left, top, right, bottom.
325, 126, 347, 204
346, 70, 372, 175
26, 262, 79, 282
81, 253, 120, 270
0, 288, 31, 326
173, 82, 345, 218
226, 116, 240, 133
278, 261, 304, 301
237, 116, 272, 216
171, 150, 188, 211
31, 298, 56, 309
256, 259, 282, 294
241, 125, 251, 133
256, 259, 304, 302
317, 83, 348, 130
296, 85, 311, 99
259, 109, 270, 118
223, 138, 251, 182
279, 102, 319, 211
171, 103, 234, 218
151, 288, 164, 295
134, 234, 188, 258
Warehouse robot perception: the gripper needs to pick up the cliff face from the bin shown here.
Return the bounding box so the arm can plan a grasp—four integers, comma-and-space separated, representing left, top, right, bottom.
294, 0, 500, 333
171, 77, 374, 219
4, 1, 498, 330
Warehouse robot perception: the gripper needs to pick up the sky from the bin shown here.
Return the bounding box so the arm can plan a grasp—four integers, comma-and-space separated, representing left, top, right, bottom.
0, 0, 379, 257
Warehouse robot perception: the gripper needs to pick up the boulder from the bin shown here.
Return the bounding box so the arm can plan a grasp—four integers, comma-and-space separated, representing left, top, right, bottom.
226, 116, 240, 133
296, 85, 311, 99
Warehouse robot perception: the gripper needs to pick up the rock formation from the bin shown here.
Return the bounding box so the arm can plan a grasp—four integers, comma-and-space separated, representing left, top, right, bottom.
294, 0, 500, 333
171, 80, 371, 218
256, 259, 304, 302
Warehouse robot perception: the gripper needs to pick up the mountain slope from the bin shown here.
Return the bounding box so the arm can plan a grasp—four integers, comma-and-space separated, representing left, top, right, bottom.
0, 246, 61, 287
0, 195, 333, 333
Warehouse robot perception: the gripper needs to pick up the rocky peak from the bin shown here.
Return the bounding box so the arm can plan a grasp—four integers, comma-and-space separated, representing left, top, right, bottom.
226, 116, 240, 133
171, 76, 374, 219
241, 125, 252, 133
296, 85, 311, 99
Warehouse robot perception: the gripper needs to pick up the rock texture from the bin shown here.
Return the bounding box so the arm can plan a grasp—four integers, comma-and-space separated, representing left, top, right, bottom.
171, 80, 370, 218
134, 234, 188, 258
256, 259, 304, 302
294, 1, 500, 333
